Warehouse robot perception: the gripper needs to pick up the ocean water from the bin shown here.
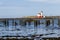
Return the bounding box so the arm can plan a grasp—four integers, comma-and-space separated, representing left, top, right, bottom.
0, 19, 60, 40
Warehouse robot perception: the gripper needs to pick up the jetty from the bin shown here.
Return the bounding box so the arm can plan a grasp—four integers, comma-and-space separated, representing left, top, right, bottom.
0, 12, 60, 40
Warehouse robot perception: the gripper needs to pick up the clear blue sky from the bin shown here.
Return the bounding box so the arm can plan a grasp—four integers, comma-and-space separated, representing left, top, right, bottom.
0, 0, 60, 18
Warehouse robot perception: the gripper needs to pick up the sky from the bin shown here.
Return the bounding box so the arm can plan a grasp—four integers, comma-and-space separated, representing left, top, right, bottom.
0, 0, 60, 18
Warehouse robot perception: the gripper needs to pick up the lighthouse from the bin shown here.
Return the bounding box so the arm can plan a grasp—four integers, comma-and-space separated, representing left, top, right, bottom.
37, 11, 44, 18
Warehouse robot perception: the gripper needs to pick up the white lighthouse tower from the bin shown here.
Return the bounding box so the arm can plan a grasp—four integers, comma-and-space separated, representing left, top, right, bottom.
37, 11, 44, 18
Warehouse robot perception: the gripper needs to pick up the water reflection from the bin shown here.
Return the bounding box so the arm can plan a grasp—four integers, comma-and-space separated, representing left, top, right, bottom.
0, 19, 59, 36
